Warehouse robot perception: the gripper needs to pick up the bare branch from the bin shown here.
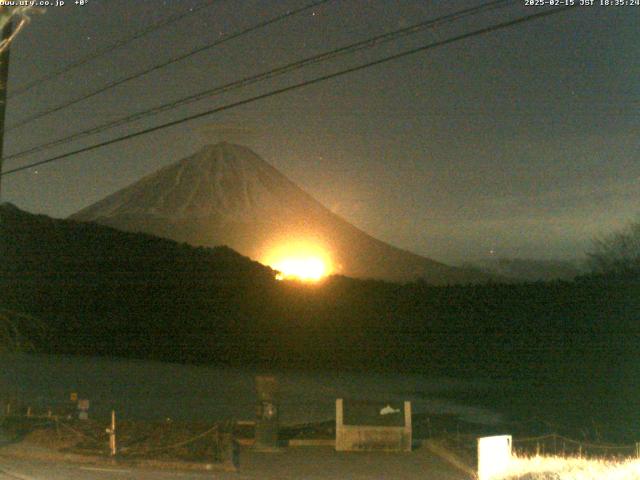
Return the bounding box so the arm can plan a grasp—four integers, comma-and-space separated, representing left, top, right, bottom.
0, 308, 47, 353
0, 6, 45, 54
587, 218, 640, 275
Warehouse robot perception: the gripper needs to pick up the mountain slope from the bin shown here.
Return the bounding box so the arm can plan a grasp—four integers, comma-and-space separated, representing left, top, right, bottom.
71, 142, 490, 285
463, 258, 584, 282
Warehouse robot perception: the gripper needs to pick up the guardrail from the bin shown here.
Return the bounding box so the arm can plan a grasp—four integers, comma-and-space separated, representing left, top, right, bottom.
0, 407, 236, 464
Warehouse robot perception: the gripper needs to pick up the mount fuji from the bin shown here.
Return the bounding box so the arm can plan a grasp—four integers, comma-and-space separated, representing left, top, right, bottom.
71, 142, 490, 284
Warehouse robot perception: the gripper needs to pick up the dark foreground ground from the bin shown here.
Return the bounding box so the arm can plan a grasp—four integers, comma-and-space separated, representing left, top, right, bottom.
0, 442, 468, 480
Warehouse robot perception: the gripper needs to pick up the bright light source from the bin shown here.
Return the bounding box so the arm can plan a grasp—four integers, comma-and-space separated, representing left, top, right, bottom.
262, 240, 333, 282
273, 257, 327, 281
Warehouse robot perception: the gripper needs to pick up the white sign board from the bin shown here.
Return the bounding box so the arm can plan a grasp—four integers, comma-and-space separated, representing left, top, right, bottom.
477, 435, 512, 480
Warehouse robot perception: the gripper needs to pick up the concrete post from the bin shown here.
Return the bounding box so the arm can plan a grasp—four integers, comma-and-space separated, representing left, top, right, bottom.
254, 376, 279, 451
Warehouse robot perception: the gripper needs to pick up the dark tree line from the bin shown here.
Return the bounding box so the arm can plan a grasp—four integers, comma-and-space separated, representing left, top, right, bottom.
587, 219, 640, 276
2, 204, 638, 377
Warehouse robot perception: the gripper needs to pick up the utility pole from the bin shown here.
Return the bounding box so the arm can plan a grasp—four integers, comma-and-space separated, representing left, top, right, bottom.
0, 18, 12, 201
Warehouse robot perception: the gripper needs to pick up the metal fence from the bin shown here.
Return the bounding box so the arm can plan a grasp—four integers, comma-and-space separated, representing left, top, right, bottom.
513, 433, 637, 459
0, 401, 236, 464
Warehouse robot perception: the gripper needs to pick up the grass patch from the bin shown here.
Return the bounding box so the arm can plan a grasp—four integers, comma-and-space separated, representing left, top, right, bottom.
499, 454, 640, 479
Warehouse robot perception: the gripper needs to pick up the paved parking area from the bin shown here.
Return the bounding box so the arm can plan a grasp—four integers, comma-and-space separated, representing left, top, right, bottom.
0, 443, 470, 479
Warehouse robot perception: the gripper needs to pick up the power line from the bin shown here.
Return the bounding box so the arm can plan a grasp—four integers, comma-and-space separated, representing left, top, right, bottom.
4, 0, 516, 163
0, 5, 576, 178
9, 0, 220, 98
6, 0, 332, 131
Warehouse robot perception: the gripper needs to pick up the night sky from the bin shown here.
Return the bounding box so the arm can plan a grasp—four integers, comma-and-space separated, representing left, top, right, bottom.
2, 0, 638, 264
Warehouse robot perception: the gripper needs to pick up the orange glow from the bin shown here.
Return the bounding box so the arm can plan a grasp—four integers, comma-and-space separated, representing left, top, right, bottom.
262, 241, 333, 282
273, 257, 327, 281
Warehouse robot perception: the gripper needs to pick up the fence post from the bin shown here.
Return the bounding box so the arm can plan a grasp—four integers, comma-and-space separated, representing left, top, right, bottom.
636, 442, 640, 459
106, 410, 117, 456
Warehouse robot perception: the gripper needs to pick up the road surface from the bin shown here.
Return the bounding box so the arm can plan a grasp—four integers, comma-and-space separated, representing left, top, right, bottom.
0, 445, 470, 479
